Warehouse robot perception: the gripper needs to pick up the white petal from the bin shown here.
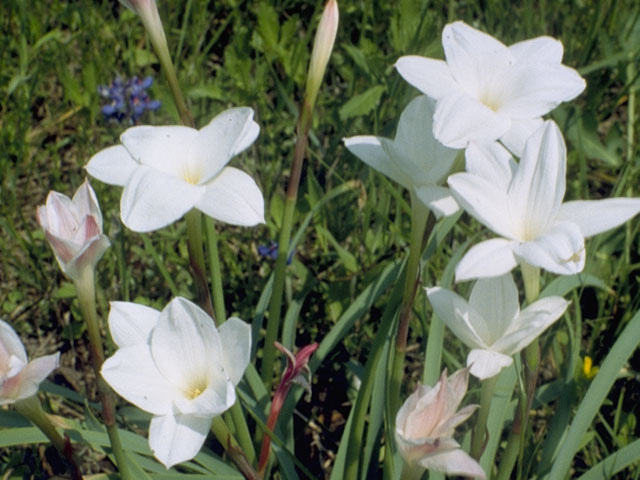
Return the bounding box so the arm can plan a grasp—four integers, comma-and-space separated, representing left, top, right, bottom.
12, 353, 60, 401
101, 345, 176, 415
499, 117, 544, 157
442, 21, 512, 99
196, 167, 265, 226
468, 275, 519, 342
513, 221, 585, 275
72, 179, 103, 228
108, 302, 160, 348
508, 121, 566, 237
86, 145, 138, 187
455, 238, 518, 282
494, 296, 568, 355
434, 93, 511, 149
218, 317, 251, 386
395, 56, 456, 99
120, 125, 198, 178
498, 63, 586, 118
420, 446, 486, 479
174, 374, 233, 416
344, 135, 410, 188
191, 107, 260, 184
0, 319, 28, 364
413, 185, 459, 218
467, 349, 513, 380
557, 198, 640, 238
151, 298, 222, 393
63, 234, 111, 281
120, 166, 203, 232
426, 287, 487, 349
448, 172, 514, 238
148, 414, 210, 469
464, 141, 516, 190
509, 36, 564, 64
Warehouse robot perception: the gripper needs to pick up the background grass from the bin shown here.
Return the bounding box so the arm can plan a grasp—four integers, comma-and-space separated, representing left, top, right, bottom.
1, 0, 639, 478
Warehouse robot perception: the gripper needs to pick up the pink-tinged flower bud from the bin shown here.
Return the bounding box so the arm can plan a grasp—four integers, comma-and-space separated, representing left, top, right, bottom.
396, 368, 486, 479
305, 0, 339, 109
0, 319, 59, 405
37, 179, 110, 283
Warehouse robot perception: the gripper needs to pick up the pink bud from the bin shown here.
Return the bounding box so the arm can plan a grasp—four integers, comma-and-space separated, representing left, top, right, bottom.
37, 179, 110, 283
305, 0, 339, 108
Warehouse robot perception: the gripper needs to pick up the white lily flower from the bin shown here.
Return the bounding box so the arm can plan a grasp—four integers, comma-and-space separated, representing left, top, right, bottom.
344, 95, 459, 218
101, 297, 251, 468
396, 21, 586, 155
87, 107, 264, 232
395, 368, 485, 479
427, 274, 568, 379
0, 319, 60, 405
448, 121, 640, 281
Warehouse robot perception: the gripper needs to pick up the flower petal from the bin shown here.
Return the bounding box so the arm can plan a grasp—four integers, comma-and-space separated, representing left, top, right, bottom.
196, 167, 265, 226
468, 275, 519, 343
413, 185, 459, 218
467, 349, 513, 380
108, 302, 160, 348
72, 179, 103, 229
120, 125, 198, 178
419, 446, 486, 479
557, 198, 640, 238
11, 353, 60, 402
434, 93, 511, 149
44, 192, 79, 239
464, 141, 516, 190
499, 117, 544, 157
191, 107, 260, 184
120, 166, 202, 232
394, 56, 456, 99
508, 121, 566, 237
426, 287, 487, 349
344, 135, 410, 188
148, 413, 210, 469
509, 36, 564, 64
442, 21, 512, 98
101, 345, 177, 415
455, 238, 519, 282
513, 221, 585, 275
448, 172, 514, 238
63, 234, 111, 280
86, 145, 138, 187
494, 296, 568, 355
218, 317, 251, 386
0, 320, 28, 364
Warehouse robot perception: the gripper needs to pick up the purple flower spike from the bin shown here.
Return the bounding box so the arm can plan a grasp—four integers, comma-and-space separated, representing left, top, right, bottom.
98, 75, 161, 124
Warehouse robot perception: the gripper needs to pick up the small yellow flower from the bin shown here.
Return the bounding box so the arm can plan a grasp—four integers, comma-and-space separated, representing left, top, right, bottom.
583, 356, 599, 379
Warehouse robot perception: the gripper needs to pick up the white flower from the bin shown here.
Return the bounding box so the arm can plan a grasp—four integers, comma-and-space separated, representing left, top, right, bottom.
448, 121, 640, 281
87, 107, 264, 232
37, 179, 111, 282
344, 95, 459, 218
395, 368, 485, 479
0, 319, 59, 405
427, 274, 568, 379
101, 297, 251, 468
395, 21, 586, 155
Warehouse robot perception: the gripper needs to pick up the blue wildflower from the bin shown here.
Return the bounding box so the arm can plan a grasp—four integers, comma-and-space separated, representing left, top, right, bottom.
98, 76, 161, 124
258, 242, 294, 265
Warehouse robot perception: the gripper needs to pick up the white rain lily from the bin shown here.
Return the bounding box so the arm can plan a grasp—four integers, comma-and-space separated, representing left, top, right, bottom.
0, 319, 60, 405
344, 95, 459, 218
395, 368, 485, 479
101, 297, 251, 468
87, 107, 264, 232
37, 179, 111, 283
427, 274, 568, 379
448, 121, 640, 281
396, 21, 586, 155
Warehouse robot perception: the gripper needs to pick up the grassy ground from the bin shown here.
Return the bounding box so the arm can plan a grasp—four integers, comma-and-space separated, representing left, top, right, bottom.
1, 0, 639, 478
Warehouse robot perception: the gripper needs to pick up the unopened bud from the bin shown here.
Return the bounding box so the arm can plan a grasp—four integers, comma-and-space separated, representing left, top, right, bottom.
305, 0, 339, 109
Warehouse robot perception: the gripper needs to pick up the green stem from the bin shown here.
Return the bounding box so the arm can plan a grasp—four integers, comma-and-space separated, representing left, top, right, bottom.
471, 373, 499, 460
400, 462, 424, 480
75, 269, 133, 480
261, 102, 313, 389
205, 216, 227, 324
211, 416, 261, 480
495, 429, 521, 480
185, 209, 216, 321
141, 234, 179, 297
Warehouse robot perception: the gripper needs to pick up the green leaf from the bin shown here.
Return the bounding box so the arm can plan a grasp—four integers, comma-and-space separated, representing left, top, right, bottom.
576, 438, 640, 480
339, 85, 386, 121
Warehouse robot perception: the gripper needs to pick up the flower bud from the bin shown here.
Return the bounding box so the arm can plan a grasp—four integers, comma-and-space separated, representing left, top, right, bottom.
305, 0, 339, 109
37, 179, 110, 282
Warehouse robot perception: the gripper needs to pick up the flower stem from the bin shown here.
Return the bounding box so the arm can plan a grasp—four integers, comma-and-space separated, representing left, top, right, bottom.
211, 416, 261, 480
14, 396, 84, 480
261, 101, 312, 390
205, 217, 227, 324
400, 462, 424, 480
75, 268, 133, 480
185, 209, 216, 322
471, 373, 499, 460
